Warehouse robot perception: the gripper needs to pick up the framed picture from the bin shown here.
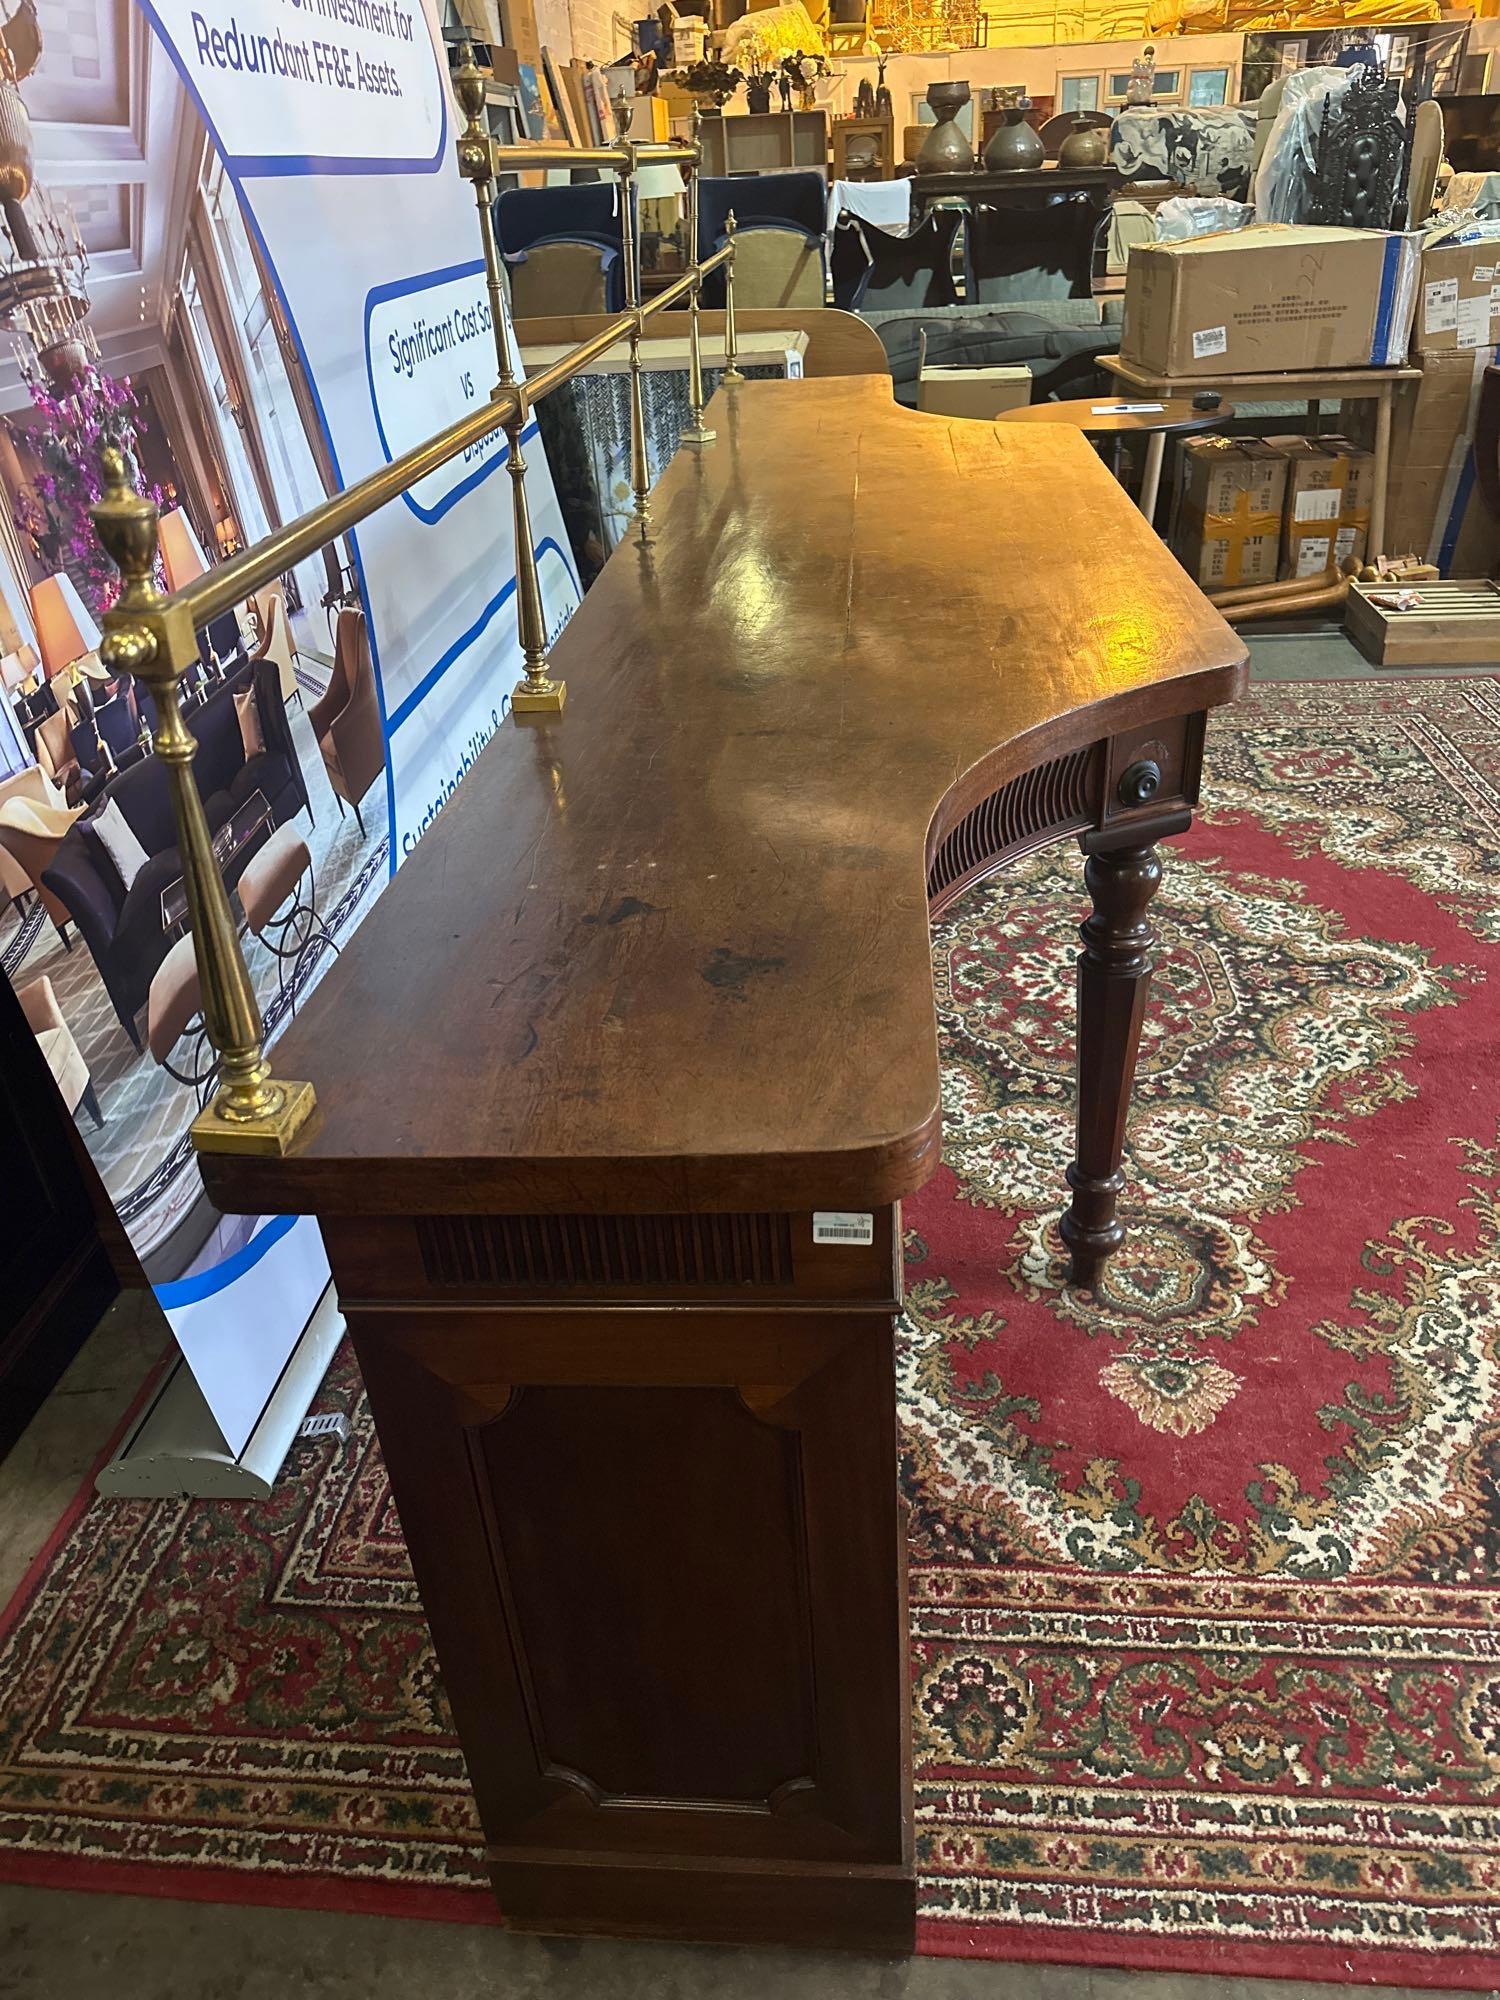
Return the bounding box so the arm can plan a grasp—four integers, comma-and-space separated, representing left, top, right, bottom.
1187, 66, 1231, 106
1058, 73, 1101, 114
539, 45, 577, 146
516, 61, 546, 139
486, 80, 525, 145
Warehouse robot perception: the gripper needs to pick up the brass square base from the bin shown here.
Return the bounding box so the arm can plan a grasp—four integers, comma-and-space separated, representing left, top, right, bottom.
191, 1078, 318, 1157
511, 677, 567, 716
680, 424, 716, 447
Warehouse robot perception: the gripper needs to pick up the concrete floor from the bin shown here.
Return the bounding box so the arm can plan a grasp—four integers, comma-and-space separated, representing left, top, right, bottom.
1240, 625, 1488, 680
0, 629, 1482, 1999
0, 1884, 1475, 2000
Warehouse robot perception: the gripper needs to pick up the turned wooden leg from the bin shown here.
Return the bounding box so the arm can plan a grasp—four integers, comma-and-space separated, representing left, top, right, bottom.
1059, 838, 1164, 1290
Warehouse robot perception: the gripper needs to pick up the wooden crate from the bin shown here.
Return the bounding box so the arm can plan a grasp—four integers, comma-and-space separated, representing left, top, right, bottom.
1346, 578, 1500, 667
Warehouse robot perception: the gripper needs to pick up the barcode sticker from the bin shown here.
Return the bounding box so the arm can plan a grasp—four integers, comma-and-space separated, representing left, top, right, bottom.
1294, 487, 1341, 523
1476, 264, 1496, 281
1457, 293, 1494, 349
813, 1211, 874, 1246
1425, 276, 1458, 332
1192, 325, 1227, 359
1294, 536, 1333, 577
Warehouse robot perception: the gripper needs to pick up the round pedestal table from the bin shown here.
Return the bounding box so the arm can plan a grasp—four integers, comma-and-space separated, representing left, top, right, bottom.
995, 394, 1235, 524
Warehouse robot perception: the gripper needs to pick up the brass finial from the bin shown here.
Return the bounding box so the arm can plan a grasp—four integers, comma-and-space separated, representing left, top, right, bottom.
92, 446, 161, 675
453, 40, 514, 390
454, 42, 490, 184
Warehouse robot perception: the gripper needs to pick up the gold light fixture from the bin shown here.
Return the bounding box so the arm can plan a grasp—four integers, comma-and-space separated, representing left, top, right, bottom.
0, 54, 32, 202
0, 0, 37, 202
869, 0, 980, 54
0, 2, 94, 394
0, 181, 94, 391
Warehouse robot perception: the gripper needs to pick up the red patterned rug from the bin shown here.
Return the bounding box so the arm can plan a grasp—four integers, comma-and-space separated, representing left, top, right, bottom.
3, 676, 1500, 1986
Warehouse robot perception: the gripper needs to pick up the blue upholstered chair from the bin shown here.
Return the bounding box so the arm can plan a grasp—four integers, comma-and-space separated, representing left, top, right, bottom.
494, 182, 629, 317
695, 173, 826, 309
93, 692, 141, 766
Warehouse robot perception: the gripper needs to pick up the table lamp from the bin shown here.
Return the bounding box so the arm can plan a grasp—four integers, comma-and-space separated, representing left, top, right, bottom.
1, 642, 37, 694
158, 508, 227, 678
634, 160, 685, 202
31, 573, 101, 683
157, 507, 210, 592
31, 573, 112, 771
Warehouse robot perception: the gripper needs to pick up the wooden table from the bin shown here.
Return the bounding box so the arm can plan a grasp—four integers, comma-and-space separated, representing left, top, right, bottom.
1100, 352, 1422, 563
201, 378, 1246, 1954
997, 393, 1236, 521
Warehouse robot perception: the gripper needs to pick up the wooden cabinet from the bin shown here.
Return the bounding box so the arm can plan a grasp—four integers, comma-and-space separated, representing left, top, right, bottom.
336, 1209, 914, 1950
700, 110, 829, 177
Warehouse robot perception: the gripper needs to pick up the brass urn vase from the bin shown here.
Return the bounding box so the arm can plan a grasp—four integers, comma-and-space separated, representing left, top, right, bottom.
982, 104, 1043, 171
1058, 113, 1110, 168
915, 80, 973, 175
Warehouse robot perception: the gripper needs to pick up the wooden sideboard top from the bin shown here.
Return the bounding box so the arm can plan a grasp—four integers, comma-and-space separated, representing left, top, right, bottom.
202, 376, 1245, 1220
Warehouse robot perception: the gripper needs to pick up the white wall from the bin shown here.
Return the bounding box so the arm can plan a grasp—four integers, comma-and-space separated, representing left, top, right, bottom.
815, 30, 1245, 124
532, 0, 632, 66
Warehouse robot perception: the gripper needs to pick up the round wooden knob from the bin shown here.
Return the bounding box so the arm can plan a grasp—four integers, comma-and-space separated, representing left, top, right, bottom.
1118, 759, 1162, 807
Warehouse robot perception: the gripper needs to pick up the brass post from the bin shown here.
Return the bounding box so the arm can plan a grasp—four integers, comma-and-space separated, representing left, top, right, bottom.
506, 411, 565, 716
453, 41, 515, 390
722, 209, 745, 385
92, 448, 315, 1156
618, 148, 652, 545
680, 108, 714, 447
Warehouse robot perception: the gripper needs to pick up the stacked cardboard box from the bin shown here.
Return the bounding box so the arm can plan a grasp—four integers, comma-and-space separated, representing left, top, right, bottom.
918, 363, 1032, 419
1172, 437, 1288, 589
1267, 436, 1376, 578
1413, 230, 1500, 356
1121, 224, 1419, 379
1371, 227, 1500, 573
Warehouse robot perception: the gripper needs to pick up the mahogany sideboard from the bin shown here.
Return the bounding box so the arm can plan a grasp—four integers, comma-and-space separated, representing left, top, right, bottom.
202, 377, 1247, 1953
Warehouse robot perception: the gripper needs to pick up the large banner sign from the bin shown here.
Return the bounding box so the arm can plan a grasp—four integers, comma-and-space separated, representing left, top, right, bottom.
41, 0, 579, 1473
144, 0, 579, 863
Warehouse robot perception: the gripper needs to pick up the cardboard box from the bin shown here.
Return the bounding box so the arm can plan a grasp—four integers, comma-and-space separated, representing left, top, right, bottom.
1373, 348, 1500, 574
918, 364, 1032, 419
1266, 434, 1375, 578
1121, 224, 1419, 379
1172, 436, 1288, 589
1413, 232, 1500, 357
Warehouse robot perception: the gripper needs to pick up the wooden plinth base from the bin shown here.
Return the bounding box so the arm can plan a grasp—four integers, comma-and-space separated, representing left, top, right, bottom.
489, 1847, 917, 1954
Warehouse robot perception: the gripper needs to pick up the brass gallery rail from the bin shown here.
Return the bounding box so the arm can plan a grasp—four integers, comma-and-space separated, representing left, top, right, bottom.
86, 51, 740, 1163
